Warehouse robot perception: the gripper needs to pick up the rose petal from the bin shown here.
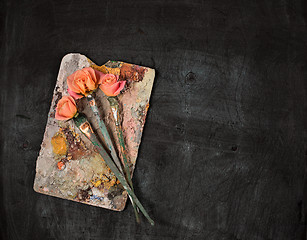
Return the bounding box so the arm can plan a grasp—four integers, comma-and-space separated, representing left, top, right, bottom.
67, 68, 102, 96
68, 88, 83, 99
67, 72, 79, 93
94, 69, 106, 83
83, 68, 97, 90
100, 82, 119, 96
67, 98, 77, 115
100, 81, 126, 96
58, 103, 70, 117
84, 67, 97, 83
85, 76, 96, 91
55, 96, 77, 120
55, 111, 70, 120
61, 102, 75, 118
113, 81, 126, 96
100, 74, 117, 85
73, 71, 87, 94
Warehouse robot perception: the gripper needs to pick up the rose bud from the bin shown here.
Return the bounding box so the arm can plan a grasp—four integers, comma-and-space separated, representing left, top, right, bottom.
67, 67, 104, 98
55, 96, 78, 120
99, 74, 126, 96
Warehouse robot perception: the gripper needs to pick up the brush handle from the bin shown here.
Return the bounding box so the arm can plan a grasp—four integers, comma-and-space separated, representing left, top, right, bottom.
87, 95, 139, 222
74, 114, 154, 225
107, 97, 134, 190
86, 95, 123, 173
107, 96, 140, 221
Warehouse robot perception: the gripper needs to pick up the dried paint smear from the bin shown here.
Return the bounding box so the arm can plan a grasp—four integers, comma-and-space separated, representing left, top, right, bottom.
33, 53, 155, 211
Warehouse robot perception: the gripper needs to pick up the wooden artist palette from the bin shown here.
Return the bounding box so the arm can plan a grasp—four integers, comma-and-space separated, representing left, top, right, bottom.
33, 53, 155, 211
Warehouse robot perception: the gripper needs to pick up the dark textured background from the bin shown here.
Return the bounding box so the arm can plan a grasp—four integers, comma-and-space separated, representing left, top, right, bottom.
1, 0, 307, 239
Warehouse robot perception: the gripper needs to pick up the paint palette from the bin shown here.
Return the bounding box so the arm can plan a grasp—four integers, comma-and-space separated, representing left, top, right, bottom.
33, 53, 155, 211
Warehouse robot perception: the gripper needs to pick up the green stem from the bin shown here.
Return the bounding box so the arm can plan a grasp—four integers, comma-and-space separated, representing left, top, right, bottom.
74, 114, 153, 226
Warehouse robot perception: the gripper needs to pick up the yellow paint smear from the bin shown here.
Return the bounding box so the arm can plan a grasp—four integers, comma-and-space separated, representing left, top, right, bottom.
87, 58, 122, 75
51, 132, 67, 156
91, 174, 118, 190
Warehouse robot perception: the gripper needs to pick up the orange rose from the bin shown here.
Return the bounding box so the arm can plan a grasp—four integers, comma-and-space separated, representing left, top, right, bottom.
55, 96, 78, 120
99, 74, 126, 96
67, 67, 104, 97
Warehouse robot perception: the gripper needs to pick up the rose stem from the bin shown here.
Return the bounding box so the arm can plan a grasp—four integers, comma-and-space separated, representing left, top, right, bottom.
74, 113, 150, 224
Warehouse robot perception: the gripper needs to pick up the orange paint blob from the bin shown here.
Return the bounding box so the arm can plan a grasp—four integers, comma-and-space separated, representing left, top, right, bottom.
57, 161, 65, 170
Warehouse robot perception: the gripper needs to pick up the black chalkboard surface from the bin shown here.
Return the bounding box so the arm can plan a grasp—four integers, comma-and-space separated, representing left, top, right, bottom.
0, 0, 306, 239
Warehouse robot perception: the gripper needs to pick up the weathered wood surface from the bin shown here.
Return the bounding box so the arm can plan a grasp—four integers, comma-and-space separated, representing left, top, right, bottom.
0, 0, 306, 239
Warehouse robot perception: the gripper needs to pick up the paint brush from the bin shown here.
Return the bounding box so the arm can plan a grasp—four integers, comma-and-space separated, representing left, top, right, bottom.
86, 94, 140, 223
74, 113, 154, 226
107, 96, 140, 221
106, 97, 134, 196
86, 94, 123, 172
